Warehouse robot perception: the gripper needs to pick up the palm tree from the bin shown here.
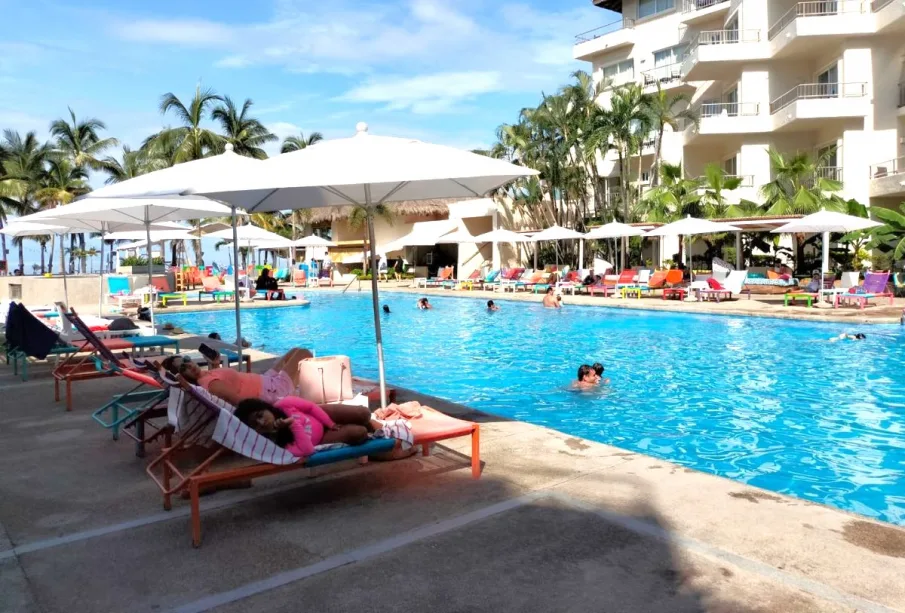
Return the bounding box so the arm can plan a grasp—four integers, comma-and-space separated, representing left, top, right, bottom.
760, 148, 843, 216
637, 162, 702, 264
280, 132, 323, 154
698, 162, 744, 218
147, 86, 225, 164
0, 130, 52, 272
645, 86, 698, 187
867, 202, 905, 262
102, 145, 167, 184
211, 97, 276, 159
34, 158, 88, 274
49, 108, 118, 171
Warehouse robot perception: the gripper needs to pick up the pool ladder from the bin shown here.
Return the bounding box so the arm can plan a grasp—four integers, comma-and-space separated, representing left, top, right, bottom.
341, 274, 361, 294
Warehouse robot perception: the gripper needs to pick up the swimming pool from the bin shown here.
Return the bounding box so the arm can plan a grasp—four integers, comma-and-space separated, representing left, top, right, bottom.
164, 293, 905, 524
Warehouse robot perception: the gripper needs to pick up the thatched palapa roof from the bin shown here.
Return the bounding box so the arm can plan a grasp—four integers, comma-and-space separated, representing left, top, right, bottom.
307, 199, 463, 224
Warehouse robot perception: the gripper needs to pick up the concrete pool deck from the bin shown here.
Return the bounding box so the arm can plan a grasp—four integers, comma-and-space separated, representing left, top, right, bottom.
3, 352, 905, 612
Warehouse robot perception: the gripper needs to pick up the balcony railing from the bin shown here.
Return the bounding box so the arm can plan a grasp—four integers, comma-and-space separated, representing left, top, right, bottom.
816, 166, 843, 181
698, 102, 761, 117
870, 156, 905, 178
768, 1, 869, 41
769, 82, 867, 114
692, 28, 761, 47
872, 0, 895, 11
641, 62, 684, 86
575, 18, 636, 43
899, 82, 905, 108
683, 0, 729, 11
728, 174, 755, 187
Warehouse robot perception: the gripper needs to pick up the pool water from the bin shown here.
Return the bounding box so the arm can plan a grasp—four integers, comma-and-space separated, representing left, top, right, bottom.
164, 293, 905, 524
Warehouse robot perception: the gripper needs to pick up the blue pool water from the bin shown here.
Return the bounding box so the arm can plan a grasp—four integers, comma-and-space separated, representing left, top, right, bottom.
164, 293, 905, 524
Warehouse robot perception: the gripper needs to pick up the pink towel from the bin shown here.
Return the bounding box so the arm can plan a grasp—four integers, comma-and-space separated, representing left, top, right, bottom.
374, 401, 423, 421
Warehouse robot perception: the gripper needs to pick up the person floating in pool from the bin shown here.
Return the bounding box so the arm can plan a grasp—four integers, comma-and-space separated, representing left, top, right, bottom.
417, 297, 432, 310
592, 362, 611, 385
543, 287, 561, 309
573, 364, 600, 389
383, 305, 391, 314
487, 300, 499, 312
829, 332, 866, 342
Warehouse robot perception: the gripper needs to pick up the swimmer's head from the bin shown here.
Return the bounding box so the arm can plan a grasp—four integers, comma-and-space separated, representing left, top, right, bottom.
546, 287, 554, 295
855, 333, 866, 340
592, 362, 604, 376
577, 364, 596, 383
487, 300, 495, 309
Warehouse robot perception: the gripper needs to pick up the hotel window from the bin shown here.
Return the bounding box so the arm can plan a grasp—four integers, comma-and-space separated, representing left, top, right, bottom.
638, 0, 676, 19
723, 156, 738, 176
601, 59, 634, 83
653, 45, 686, 68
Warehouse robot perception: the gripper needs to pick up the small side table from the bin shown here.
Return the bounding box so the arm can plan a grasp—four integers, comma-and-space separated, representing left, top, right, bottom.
662, 288, 686, 301
621, 287, 642, 299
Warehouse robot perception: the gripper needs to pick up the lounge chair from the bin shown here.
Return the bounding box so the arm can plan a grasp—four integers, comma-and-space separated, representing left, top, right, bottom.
556, 271, 582, 295
613, 269, 638, 292
3, 302, 79, 381
620, 269, 652, 299
835, 271, 894, 309
200, 276, 236, 302
472, 269, 500, 291
292, 268, 307, 287
444, 269, 481, 290
146, 380, 480, 547
510, 270, 542, 292
52, 308, 178, 411
499, 268, 532, 292
418, 266, 454, 288
698, 270, 748, 302
317, 267, 335, 287
151, 277, 191, 307
106, 276, 142, 309
629, 270, 668, 297
784, 275, 838, 307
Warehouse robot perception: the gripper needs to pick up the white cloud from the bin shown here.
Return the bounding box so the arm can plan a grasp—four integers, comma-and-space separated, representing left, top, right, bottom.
339, 71, 503, 114
115, 19, 235, 46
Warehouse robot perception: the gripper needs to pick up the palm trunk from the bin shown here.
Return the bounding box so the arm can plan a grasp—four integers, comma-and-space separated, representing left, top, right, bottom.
618, 147, 629, 270
192, 222, 204, 267
78, 234, 87, 273
69, 235, 76, 273
0, 220, 7, 269
18, 241, 24, 275
170, 241, 178, 267
48, 236, 55, 274
59, 235, 66, 275
650, 125, 665, 187
40, 243, 46, 274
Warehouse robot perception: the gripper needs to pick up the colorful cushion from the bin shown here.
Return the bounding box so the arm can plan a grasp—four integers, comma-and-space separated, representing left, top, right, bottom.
767, 270, 780, 280
707, 278, 724, 290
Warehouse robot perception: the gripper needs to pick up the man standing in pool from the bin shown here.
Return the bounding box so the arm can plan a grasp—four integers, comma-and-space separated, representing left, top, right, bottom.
543, 287, 561, 309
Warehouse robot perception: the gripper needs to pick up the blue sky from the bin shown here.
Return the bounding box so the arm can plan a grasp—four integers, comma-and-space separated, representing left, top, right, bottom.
0, 0, 614, 270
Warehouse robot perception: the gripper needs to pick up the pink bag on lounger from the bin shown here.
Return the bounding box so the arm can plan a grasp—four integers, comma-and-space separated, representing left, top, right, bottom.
297, 356, 353, 403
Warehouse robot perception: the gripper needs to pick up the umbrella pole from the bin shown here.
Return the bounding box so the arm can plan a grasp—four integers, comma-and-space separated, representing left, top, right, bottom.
232, 210, 243, 359
366, 206, 388, 409
144, 214, 155, 332
820, 230, 830, 303
59, 233, 70, 308
98, 225, 105, 316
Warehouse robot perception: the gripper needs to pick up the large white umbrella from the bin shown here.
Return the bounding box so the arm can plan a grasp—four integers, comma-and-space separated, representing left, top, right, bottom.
585, 222, 647, 270
207, 224, 293, 271
188, 123, 538, 406
773, 210, 882, 295
529, 225, 584, 270
293, 235, 337, 248
435, 229, 476, 244
467, 228, 535, 244
18, 196, 233, 325
0, 221, 72, 305
646, 216, 740, 272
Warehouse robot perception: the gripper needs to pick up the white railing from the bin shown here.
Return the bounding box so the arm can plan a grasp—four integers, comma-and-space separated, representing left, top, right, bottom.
683, 0, 729, 11
575, 18, 636, 43
698, 102, 760, 117
641, 63, 684, 86
870, 157, 905, 178
816, 166, 843, 181
770, 82, 866, 113
695, 28, 761, 45
768, 1, 868, 40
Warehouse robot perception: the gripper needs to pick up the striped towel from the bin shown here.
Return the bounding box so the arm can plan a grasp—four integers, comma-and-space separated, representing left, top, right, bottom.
374, 419, 414, 450
166, 384, 236, 445
212, 408, 299, 465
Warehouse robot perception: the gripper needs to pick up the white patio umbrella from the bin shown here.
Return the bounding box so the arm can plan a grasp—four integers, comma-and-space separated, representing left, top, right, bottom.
293, 235, 337, 248
17, 196, 233, 325
529, 225, 584, 270
207, 224, 293, 271
0, 221, 71, 305
646, 216, 740, 274
435, 229, 476, 244
467, 228, 535, 243
187, 123, 538, 406
772, 210, 882, 297
585, 222, 648, 271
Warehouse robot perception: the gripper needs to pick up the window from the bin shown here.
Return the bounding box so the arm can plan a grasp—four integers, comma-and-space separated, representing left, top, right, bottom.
723, 156, 738, 176
654, 45, 686, 68
724, 86, 739, 116
601, 59, 634, 83
638, 0, 675, 19
817, 144, 838, 167
816, 63, 839, 97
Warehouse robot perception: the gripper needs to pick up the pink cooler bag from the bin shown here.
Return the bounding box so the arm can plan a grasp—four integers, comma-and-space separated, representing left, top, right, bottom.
297, 356, 353, 403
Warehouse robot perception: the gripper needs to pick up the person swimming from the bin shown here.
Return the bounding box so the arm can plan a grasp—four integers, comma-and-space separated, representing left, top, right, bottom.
591, 362, 611, 385
417, 297, 432, 310
383, 305, 391, 314
829, 332, 866, 342
573, 364, 599, 389
487, 300, 499, 312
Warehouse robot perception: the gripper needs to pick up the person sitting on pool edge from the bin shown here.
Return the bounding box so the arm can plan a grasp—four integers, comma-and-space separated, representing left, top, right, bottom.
233, 397, 371, 458
417, 297, 432, 310
592, 362, 611, 385
573, 364, 599, 389
543, 287, 561, 309
159, 350, 373, 428
255, 268, 286, 301
487, 300, 499, 312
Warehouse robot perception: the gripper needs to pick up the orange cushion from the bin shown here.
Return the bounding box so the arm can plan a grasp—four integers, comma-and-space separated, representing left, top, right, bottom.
410, 407, 476, 442
767, 270, 780, 280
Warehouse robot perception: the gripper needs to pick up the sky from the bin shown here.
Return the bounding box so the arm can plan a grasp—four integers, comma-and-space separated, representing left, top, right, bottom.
0, 0, 614, 271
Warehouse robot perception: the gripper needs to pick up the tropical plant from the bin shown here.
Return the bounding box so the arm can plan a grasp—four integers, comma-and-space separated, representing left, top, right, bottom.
146, 86, 224, 164
211, 97, 276, 159
698, 162, 744, 218
34, 157, 88, 273
760, 148, 843, 215
867, 202, 905, 263
280, 131, 323, 154
49, 108, 118, 171
645, 86, 698, 187
0, 130, 52, 272
102, 145, 167, 184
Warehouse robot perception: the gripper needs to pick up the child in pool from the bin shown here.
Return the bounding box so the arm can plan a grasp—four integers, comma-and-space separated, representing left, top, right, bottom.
233, 397, 371, 458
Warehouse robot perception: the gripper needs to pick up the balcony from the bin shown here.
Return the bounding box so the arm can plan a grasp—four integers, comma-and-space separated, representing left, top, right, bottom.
874, 0, 905, 32
684, 102, 768, 142
681, 0, 731, 24
869, 157, 905, 198
768, 1, 873, 57
770, 82, 869, 131
682, 29, 767, 81
641, 62, 693, 93
573, 19, 636, 61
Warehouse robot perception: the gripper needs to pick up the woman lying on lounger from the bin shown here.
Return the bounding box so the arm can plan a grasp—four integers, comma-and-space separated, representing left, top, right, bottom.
234, 397, 373, 458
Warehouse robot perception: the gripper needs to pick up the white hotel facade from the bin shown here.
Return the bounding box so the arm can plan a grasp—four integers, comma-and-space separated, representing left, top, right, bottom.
573, 0, 905, 213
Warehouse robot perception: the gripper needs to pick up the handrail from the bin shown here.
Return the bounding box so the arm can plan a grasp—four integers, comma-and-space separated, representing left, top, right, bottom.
691, 28, 761, 48
870, 156, 905, 178
641, 62, 684, 85
769, 1, 868, 40
341, 274, 359, 294
683, 0, 729, 11
770, 82, 867, 114
698, 102, 760, 117
816, 166, 843, 181
575, 18, 636, 43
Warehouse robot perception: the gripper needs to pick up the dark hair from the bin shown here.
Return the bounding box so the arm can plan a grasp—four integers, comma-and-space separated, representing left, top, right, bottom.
208, 332, 221, 340
383, 305, 391, 313
855, 333, 866, 340
419, 297, 428, 305
592, 362, 604, 376
233, 399, 294, 447
487, 300, 495, 308
546, 287, 554, 294
161, 355, 197, 381
577, 364, 593, 381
